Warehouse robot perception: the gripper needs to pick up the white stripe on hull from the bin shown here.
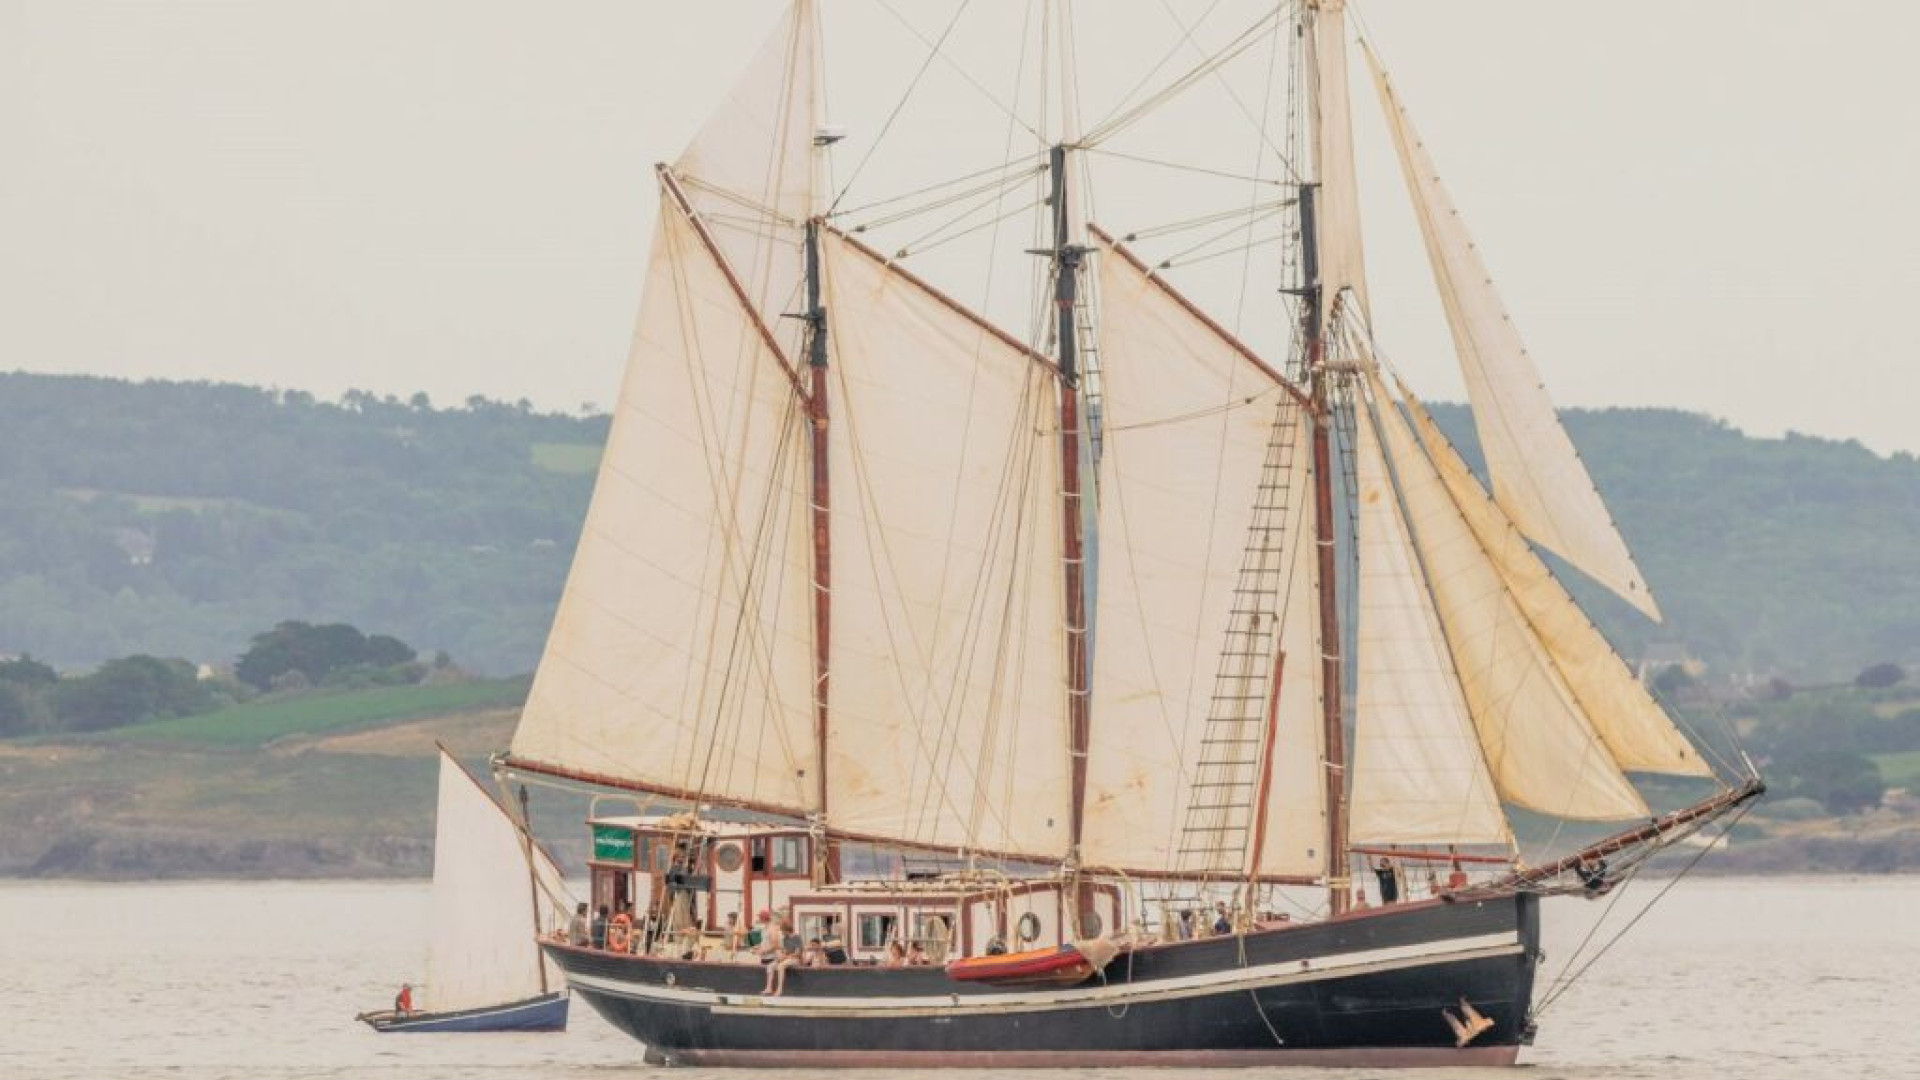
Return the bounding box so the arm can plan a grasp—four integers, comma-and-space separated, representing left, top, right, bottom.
564, 931, 1522, 1019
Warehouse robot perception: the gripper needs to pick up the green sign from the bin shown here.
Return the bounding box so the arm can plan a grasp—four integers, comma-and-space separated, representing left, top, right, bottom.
592, 825, 636, 864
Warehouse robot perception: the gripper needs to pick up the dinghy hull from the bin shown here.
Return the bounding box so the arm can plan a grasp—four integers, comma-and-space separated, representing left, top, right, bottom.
359, 991, 570, 1033
547, 892, 1537, 1067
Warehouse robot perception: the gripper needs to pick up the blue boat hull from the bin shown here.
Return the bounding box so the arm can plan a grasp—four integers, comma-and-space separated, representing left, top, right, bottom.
361, 991, 569, 1033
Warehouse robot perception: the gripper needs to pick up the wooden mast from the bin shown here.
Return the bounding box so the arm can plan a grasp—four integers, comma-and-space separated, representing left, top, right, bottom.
1048, 143, 1094, 898
1301, 183, 1352, 915
803, 217, 835, 886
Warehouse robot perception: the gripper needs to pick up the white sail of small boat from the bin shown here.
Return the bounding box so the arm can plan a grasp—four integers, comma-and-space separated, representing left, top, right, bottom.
359, 749, 569, 1033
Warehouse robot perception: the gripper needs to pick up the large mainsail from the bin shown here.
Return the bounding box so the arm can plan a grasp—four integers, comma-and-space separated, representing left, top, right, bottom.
1349, 387, 1510, 846
424, 750, 565, 1013
1368, 374, 1648, 821
511, 197, 818, 813
1365, 49, 1661, 621
817, 230, 1071, 861
1397, 386, 1710, 777
1080, 230, 1325, 879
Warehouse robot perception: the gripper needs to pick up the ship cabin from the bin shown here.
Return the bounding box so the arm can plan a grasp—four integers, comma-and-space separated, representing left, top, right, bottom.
585, 812, 1122, 963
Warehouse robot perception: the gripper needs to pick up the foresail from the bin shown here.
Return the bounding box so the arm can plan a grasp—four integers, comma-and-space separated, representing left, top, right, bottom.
1082, 231, 1325, 879
1307, 0, 1367, 326
674, 0, 817, 358
1365, 50, 1660, 620
511, 197, 818, 814
1398, 387, 1712, 777
1350, 391, 1509, 846
1368, 374, 1649, 821
818, 231, 1070, 861
425, 751, 565, 1012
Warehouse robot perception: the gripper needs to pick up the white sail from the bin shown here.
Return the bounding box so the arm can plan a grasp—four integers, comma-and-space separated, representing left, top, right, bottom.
818, 230, 1070, 861
1398, 387, 1712, 777
1366, 50, 1660, 621
424, 750, 566, 1013
1081, 233, 1325, 879
674, 0, 817, 356
1307, 0, 1368, 327
512, 197, 818, 813
1349, 390, 1510, 845
1369, 374, 1649, 821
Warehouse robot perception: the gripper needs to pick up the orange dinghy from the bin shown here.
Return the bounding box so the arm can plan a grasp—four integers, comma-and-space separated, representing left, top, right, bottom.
944, 945, 1106, 988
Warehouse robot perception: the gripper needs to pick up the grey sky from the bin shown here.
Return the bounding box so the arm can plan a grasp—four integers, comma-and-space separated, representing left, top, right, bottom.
2, 1, 1913, 453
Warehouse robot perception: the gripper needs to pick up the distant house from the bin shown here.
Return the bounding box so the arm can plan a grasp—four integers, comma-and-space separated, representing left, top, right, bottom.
1637, 642, 1706, 683
113, 528, 156, 566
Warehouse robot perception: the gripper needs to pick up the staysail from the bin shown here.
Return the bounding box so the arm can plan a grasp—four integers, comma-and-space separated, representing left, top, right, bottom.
1349, 385, 1510, 845
510, 195, 818, 814
1080, 229, 1325, 879
1397, 386, 1711, 777
1368, 373, 1648, 821
1365, 49, 1660, 621
817, 230, 1071, 861
424, 750, 566, 1013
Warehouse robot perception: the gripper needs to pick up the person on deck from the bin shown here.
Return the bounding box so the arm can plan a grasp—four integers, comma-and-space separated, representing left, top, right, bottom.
608, 906, 634, 953
1374, 857, 1401, 905
723, 912, 746, 956
1212, 902, 1233, 935
567, 902, 590, 947
884, 940, 907, 966
393, 983, 414, 1015
591, 905, 609, 950
761, 920, 803, 996
905, 941, 930, 966
801, 938, 828, 968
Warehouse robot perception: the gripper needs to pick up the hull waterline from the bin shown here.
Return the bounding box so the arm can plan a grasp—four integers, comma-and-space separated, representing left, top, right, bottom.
548, 892, 1538, 1067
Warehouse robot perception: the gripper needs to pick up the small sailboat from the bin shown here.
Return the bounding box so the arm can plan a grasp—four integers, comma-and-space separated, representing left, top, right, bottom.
357, 749, 570, 1033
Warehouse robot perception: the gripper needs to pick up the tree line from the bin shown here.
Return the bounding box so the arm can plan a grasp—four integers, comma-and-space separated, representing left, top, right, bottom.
0, 620, 433, 737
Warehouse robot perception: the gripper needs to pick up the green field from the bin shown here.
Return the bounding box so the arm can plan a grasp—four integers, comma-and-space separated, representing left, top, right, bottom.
1871, 750, 1920, 790
531, 441, 602, 474
109, 678, 530, 746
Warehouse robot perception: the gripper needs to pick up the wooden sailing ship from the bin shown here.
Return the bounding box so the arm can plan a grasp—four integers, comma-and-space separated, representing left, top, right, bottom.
493, 0, 1762, 1065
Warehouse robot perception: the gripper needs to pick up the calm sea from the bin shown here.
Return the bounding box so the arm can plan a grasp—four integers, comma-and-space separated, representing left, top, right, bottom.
1, 877, 1911, 1080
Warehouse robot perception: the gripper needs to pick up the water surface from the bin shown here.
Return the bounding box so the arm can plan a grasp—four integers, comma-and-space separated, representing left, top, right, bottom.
1, 877, 1910, 1079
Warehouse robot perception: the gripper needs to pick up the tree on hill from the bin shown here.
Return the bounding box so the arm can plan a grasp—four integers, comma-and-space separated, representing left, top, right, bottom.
1855, 663, 1906, 690
0, 655, 58, 689
1778, 750, 1885, 815
235, 621, 418, 690
51, 655, 214, 732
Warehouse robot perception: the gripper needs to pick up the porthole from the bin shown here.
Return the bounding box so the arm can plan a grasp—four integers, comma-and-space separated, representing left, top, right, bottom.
1078, 909, 1102, 938
714, 843, 744, 873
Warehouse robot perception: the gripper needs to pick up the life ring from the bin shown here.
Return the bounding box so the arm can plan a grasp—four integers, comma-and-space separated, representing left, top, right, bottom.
608, 913, 633, 952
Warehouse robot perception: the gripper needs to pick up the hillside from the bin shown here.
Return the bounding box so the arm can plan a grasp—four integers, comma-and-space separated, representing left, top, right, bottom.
0, 372, 1915, 681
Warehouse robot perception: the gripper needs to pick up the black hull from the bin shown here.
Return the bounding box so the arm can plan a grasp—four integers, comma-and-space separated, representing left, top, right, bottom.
546, 893, 1540, 1067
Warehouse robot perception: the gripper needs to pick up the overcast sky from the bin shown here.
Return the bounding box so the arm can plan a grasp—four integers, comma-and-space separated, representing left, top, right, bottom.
3, 1, 1914, 454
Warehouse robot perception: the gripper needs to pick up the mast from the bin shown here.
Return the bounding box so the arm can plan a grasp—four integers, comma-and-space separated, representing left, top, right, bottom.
1049, 142, 1094, 881
516, 783, 550, 995
1301, 182, 1352, 915
803, 217, 834, 885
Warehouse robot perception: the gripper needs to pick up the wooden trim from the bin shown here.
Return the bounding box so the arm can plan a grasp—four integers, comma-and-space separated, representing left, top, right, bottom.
1087, 223, 1312, 408
1350, 846, 1510, 866
819, 223, 1062, 379
656, 165, 810, 400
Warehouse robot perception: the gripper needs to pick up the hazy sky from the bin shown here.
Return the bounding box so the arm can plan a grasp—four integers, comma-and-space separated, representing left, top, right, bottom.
3, 1, 1915, 453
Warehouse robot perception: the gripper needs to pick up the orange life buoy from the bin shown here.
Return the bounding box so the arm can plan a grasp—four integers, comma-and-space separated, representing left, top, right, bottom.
608, 912, 633, 952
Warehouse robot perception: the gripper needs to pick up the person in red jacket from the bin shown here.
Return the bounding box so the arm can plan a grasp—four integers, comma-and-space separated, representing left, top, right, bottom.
393, 983, 414, 1015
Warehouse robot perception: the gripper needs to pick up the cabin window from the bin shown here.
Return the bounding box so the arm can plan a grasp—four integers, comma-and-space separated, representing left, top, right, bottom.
750, 837, 766, 873
857, 912, 898, 950
771, 836, 806, 875
799, 912, 843, 945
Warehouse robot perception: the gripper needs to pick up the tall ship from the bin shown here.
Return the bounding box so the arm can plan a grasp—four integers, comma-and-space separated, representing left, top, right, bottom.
493, 0, 1762, 1066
